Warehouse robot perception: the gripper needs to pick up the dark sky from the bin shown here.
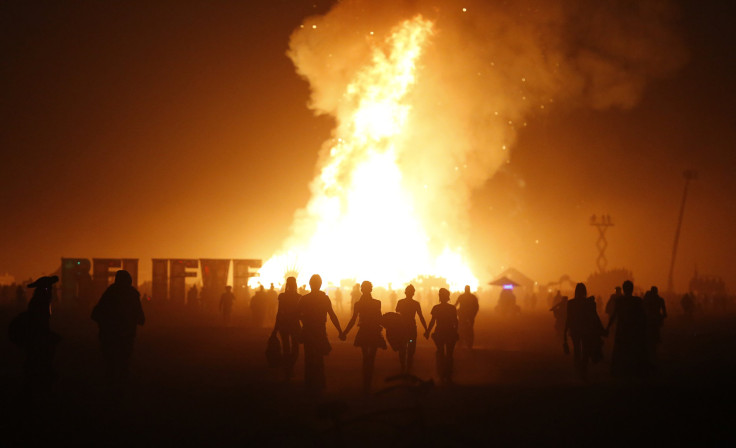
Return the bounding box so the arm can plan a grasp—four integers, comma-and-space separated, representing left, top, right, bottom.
2, 0, 735, 291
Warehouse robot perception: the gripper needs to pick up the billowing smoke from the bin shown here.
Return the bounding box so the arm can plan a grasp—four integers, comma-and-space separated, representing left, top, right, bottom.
269, 0, 686, 285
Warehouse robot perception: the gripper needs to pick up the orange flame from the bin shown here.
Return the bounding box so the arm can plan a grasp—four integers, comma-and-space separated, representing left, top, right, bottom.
255, 16, 478, 291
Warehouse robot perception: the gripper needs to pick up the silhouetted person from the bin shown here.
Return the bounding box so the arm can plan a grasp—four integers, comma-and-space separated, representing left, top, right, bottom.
495, 288, 520, 314
350, 283, 360, 314
13, 276, 61, 394
267, 283, 278, 326
91, 270, 145, 387
550, 295, 568, 338
606, 280, 647, 379
643, 286, 667, 369
389, 288, 398, 312
334, 287, 344, 314
250, 285, 267, 328
563, 283, 605, 380
395, 284, 427, 373
298, 274, 343, 394
219, 285, 236, 325
425, 288, 459, 385
271, 277, 302, 381
341, 281, 386, 393
605, 286, 622, 318
455, 285, 479, 349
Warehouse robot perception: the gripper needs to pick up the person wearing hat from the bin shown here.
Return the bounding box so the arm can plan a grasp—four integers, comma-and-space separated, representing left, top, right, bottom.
91, 270, 145, 386
14, 275, 61, 392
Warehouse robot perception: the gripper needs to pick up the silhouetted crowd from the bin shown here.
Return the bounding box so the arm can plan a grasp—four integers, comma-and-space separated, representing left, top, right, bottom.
5, 270, 735, 400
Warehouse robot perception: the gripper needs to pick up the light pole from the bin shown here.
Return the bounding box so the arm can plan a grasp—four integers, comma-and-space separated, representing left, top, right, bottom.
666, 169, 697, 294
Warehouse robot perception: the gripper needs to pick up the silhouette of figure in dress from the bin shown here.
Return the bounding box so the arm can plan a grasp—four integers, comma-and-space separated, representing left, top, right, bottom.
394, 284, 427, 374
455, 285, 479, 349
341, 281, 387, 393
606, 280, 647, 379
424, 288, 459, 385
271, 276, 302, 380
563, 283, 605, 380
91, 270, 145, 387
298, 274, 343, 394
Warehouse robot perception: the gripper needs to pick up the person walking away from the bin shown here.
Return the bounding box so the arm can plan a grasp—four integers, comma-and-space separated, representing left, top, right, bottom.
350, 283, 360, 314
455, 285, 479, 349
10, 276, 61, 395
643, 286, 667, 370
550, 295, 568, 339
91, 270, 145, 388
395, 284, 427, 374
298, 274, 343, 394
605, 280, 647, 379
424, 288, 459, 385
219, 285, 236, 325
341, 281, 386, 393
563, 283, 605, 380
271, 277, 302, 381
250, 286, 268, 328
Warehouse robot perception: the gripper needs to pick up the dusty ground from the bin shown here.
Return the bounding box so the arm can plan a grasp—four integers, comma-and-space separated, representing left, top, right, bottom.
1, 303, 734, 447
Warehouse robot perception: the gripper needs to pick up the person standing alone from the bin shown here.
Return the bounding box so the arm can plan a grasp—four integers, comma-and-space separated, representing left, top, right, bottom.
91, 270, 145, 388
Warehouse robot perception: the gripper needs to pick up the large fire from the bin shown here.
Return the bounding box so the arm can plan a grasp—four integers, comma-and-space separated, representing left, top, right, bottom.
254, 16, 478, 291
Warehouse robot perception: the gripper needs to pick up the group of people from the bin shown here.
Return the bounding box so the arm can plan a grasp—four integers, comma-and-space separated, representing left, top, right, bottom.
12, 269, 677, 399
270, 275, 480, 394
561, 280, 668, 380
9, 270, 145, 394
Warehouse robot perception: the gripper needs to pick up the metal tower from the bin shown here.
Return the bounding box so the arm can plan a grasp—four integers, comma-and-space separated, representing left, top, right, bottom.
590, 214, 614, 273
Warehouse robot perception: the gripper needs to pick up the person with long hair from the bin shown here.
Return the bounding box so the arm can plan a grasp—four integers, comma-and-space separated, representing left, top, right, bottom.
341, 281, 386, 393
424, 288, 459, 385
271, 276, 302, 381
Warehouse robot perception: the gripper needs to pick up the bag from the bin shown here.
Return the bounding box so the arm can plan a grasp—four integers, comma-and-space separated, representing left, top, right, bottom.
265, 334, 282, 368
8, 311, 31, 347
379, 312, 407, 351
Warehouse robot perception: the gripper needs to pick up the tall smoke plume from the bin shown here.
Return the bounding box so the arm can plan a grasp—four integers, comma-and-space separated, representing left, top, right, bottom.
266, 0, 686, 285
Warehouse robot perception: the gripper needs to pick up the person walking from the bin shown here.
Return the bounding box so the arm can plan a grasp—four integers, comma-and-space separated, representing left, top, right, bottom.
395, 284, 427, 373
424, 288, 459, 385
271, 277, 302, 381
91, 270, 145, 388
298, 274, 343, 394
341, 281, 386, 393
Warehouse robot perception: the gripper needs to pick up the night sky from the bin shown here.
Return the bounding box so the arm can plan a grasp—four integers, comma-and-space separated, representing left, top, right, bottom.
2, 0, 735, 292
